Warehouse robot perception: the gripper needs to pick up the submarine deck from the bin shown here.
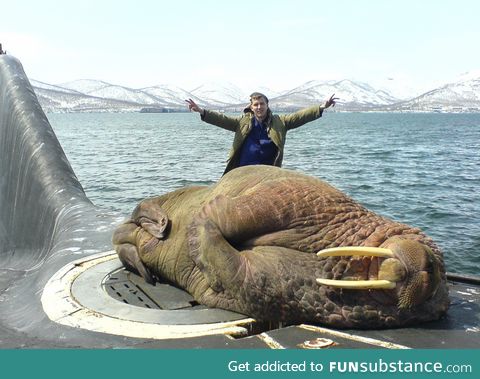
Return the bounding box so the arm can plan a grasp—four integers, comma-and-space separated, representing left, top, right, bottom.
0, 54, 478, 350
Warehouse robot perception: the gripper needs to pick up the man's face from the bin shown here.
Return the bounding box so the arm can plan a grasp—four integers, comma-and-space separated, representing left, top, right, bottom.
250, 98, 268, 121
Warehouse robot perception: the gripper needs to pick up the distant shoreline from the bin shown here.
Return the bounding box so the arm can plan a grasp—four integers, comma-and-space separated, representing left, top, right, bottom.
43, 108, 480, 114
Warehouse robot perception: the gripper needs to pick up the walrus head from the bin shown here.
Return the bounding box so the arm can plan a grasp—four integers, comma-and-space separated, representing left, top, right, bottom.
316, 236, 444, 309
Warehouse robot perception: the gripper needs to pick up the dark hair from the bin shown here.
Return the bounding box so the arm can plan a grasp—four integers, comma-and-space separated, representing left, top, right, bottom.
249, 92, 269, 104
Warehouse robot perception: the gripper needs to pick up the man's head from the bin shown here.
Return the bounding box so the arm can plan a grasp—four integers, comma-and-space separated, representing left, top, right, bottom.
249, 92, 269, 121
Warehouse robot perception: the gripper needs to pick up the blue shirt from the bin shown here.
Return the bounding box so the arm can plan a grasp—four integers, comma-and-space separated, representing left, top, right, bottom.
238, 117, 277, 167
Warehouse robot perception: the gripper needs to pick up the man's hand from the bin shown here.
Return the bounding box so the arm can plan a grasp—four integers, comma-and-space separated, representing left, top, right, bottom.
185, 98, 204, 115
323, 94, 339, 109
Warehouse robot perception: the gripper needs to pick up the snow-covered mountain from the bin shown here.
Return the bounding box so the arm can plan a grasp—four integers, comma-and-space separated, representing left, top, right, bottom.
381, 77, 480, 112
58, 79, 112, 93
34, 87, 142, 113
271, 79, 400, 110
31, 79, 83, 95
189, 82, 248, 107
141, 85, 203, 107
31, 75, 480, 113
59, 79, 164, 106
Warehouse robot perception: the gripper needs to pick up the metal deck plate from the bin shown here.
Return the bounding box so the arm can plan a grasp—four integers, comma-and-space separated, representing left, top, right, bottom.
104, 269, 202, 310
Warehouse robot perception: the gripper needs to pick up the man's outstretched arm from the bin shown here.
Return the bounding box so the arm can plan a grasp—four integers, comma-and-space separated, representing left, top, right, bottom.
185, 98, 240, 132
283, 94, 338, 130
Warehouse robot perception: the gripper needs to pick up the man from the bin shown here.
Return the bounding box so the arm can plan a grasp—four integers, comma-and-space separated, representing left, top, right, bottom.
185, 92, 337, 175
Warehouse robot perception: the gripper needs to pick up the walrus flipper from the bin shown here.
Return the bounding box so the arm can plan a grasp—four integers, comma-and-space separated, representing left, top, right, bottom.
188, 207, 243, 293
199, 193, 289, 244
117, 243, 155, 284
134, 200, 170, 239
112, 198, 170, 284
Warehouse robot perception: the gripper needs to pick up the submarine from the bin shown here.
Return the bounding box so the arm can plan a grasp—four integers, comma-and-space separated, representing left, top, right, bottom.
0, 53, 478, 349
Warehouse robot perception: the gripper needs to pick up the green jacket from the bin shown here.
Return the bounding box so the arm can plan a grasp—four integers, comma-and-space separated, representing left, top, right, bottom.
202, 105, 324, 174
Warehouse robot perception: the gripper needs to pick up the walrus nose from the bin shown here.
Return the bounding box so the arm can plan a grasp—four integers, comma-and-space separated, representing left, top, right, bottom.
315, 246, 398, 290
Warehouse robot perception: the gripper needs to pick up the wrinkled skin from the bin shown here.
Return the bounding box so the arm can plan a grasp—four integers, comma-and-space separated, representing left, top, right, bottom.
113, 166, 449, 329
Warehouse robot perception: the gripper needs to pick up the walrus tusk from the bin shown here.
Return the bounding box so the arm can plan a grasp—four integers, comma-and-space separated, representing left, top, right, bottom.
316, 278, 396, 290
316, 246, 394, 259
316, 247, 398, 289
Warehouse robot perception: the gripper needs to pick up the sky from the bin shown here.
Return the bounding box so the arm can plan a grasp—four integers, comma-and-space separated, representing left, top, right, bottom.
1, 0, 479, 97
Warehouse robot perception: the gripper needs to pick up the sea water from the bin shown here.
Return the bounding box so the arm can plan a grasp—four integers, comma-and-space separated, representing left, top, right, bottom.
48, 112, 480, 275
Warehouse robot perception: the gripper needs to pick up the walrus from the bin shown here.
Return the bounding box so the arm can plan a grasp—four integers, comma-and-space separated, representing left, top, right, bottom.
112, 165, 449, 329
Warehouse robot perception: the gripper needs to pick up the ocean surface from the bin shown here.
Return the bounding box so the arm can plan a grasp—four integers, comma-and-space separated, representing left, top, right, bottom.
48, 112, 480, 276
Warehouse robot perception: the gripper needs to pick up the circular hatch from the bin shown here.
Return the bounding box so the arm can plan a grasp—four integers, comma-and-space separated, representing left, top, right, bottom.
41, 251, 255, 339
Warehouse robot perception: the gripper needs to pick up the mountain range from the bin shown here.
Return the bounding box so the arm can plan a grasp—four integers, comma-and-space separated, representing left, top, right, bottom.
31, 74, 480, 113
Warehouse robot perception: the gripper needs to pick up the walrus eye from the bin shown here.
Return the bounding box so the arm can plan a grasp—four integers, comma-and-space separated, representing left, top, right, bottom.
316, 246, 397, 290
